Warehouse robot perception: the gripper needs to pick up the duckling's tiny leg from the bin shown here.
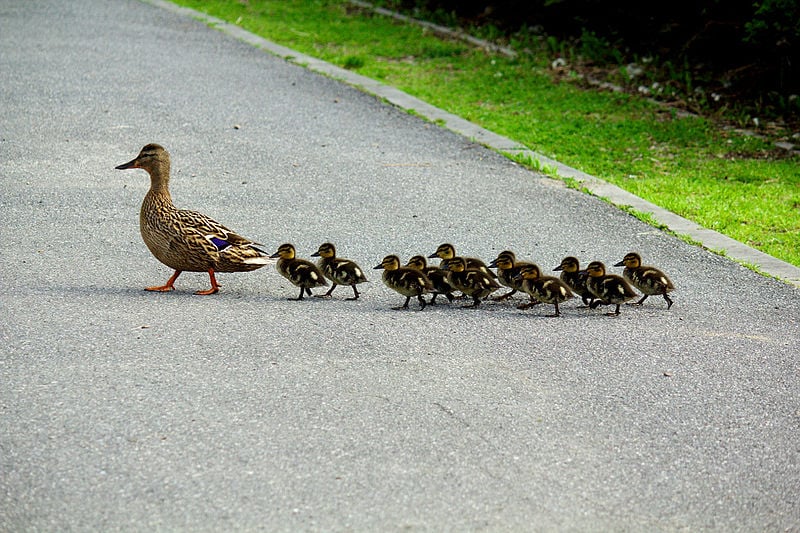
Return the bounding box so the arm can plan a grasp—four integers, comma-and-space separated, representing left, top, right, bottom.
493, 289, 516, 301
605, 304, 621, 316
417, 295, 427, 310
146, 270, 182, 292
316, 284, 337, 299
346, 285, 360, 301
578, 296, 593, 308
632, 295, 649, 306
546, 303, 561, 318
288, 286, 306, 301
463, 295, 481, 308
663, 293, 673, 309
517, 298, 540, 310
392, 296, 411, 310
305, 288, 313, 297
195, 269, 221, 295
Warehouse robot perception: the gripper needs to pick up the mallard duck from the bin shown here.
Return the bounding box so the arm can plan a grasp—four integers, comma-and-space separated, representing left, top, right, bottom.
406, 255, 455, 304
553, 256, 595, 307
613, 252, 675, 309
513, 263, 574, 317
585, 261, 638, 316
428, 243, 495, 278
374, 255, 433, 310
115, 144, 271, 295
310, 242, 368, 300
443, 256, 502, 308
270, 243, 327, 300
488, 250, 534, 303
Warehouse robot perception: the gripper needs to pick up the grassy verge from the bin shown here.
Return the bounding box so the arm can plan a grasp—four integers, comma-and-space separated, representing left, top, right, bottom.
172, 0, 800, 267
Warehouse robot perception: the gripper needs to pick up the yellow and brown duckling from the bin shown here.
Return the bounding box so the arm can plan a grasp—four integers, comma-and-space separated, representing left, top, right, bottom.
428, 243, 495, 278
115, 144, 271, 295
585, 261, 639, 316
270, 243, 327, 300
310, 242, 368, 300
553, 256, 595, 307
374, 255, 433, 310
614, 252, 675, 309
514, 263, 574, 317
406, 255, 455, 304
443, 256, 502, 308
488, 250, 535, 304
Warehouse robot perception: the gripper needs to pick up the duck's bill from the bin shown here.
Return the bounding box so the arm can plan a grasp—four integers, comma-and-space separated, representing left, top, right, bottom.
115, 158, 139, 170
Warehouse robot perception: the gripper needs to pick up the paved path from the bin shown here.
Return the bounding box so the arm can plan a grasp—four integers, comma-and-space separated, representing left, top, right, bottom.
2, 1, 799, 530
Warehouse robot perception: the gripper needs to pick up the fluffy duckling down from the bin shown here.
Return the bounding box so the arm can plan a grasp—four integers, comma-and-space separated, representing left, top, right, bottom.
489, 250, 535, 305
514, 263, 574, 317
443, 256, 502, 308
311, 242, 368, 300
614, 252, 675, 309
429, 243, 495, 278
374, 255, 433, 310
553, 256, 595, 307
271, 243, 327, 300
406, 255, 455, 304
585, 261, 638, 316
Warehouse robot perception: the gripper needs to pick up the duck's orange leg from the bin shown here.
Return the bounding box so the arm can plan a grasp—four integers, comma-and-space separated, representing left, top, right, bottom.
146, 270, 181, 292
195, 269, 220, 295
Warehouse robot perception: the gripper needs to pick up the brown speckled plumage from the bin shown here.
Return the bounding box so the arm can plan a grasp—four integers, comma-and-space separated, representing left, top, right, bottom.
115, 144, 270, 294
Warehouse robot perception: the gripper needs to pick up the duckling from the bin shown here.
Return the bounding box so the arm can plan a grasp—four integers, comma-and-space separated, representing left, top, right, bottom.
553, 256, 595, 307
406, 255, 455, 304
310, 242, 368, 300
270, 243, 327, 300
443, 256, 502, 308
428, 243, 495, 278
374, 255, 433, 310
513, 263, 574, 317
613, 252, 675, 309
585, 261, 638, 316
115, 144, 271, 295
488, 250, 535, 304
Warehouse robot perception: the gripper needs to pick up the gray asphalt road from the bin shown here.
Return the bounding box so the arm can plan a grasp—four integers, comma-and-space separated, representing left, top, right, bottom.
2, 1, 799, 530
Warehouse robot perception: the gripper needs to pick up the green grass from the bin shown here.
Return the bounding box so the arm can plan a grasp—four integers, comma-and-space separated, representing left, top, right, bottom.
173, 0, 800, 267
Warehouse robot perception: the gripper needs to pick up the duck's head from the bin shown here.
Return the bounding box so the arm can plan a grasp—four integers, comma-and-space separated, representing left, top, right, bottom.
405, 255, 428, 270
374, 255, 401, 271
270, 243, 297, 260
115, 143, 169, 174
429, 243, 456, 260
489, 251, 515, 270
311, 242, 336, 259
513, 263, 541, 281
586, 261, 607, 277
614, 252, 642, 269
443, 256, 467, 272
554, 256, 580, 273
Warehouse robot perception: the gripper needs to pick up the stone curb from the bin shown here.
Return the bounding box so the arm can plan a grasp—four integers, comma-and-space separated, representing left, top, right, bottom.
146, 0, 800, 288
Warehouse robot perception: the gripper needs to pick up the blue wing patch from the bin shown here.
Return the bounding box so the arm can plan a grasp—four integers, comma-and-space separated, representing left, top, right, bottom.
206, 235, 232, 252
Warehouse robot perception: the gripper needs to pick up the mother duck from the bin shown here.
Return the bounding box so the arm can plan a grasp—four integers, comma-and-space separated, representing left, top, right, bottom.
115, 144, 271, 294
